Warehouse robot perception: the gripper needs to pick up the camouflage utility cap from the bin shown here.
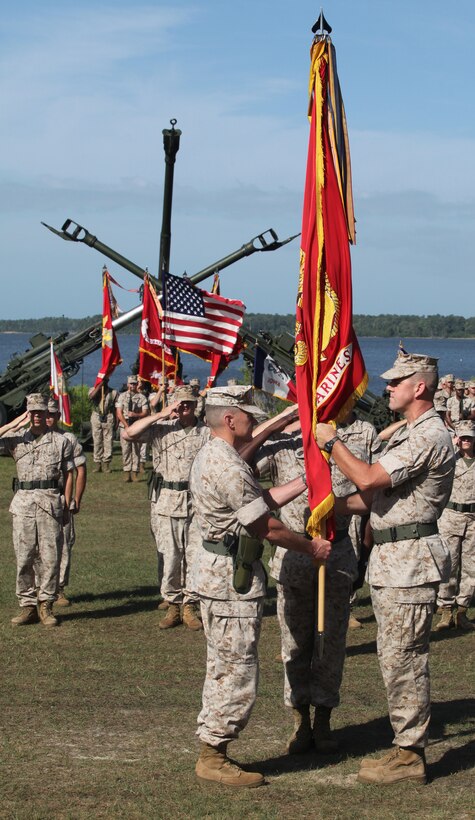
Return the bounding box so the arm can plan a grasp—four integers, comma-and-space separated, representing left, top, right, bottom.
26, 393, 48, 412
444, 374, 455, 383
47, 399, 60, 413
174, 385, 197, 404
205, 386, 262, 418
381, 351, 438, 381
127, 375, 138, 385
454, 379, 465, 389
189, 378, 200, 387
455, 420, 475, 438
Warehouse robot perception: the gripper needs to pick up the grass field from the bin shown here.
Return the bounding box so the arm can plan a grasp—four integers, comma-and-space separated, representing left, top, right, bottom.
0, 449, 474, 820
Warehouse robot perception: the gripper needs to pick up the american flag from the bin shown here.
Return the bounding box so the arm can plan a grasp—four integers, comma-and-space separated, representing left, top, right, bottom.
161, 273, 245, 359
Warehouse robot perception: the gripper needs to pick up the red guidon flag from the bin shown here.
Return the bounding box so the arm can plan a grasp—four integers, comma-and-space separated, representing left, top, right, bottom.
295, 35, 367, 537
93, 269, 122, 388
139, 275, 177, 387
50, 341, 72, 426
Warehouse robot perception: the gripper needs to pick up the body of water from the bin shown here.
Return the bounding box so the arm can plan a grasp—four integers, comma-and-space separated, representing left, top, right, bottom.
1, 332, 474, 396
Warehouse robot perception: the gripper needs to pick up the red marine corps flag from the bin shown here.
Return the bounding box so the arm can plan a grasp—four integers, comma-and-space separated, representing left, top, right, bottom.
139, 274, 177, 386
295, 23, 367, 538
93, 269, 122, 389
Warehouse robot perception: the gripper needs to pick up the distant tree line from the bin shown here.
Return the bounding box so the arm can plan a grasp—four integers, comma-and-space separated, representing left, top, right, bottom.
1, 313, 475, 338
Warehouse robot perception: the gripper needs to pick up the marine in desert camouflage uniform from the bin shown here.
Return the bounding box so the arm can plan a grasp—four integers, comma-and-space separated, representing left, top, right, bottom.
434, 420, 475, 631
317, 350, 455, 786
123, 385, 209, 630
337, 413, 383, 628
0, 394, 74, 628
88, 379, 118, 473
446, 379, 472, 428
115, 375, 149, 481
254, 422, 357, 755
45, 399, 87, 607
189, 386, 331, 788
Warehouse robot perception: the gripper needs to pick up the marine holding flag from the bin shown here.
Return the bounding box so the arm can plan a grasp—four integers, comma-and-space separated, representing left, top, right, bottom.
295, 35, 367, 538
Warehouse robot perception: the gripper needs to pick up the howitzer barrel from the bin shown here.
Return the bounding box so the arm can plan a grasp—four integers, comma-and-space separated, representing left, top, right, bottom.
159, 120, 181, 277
41, 219, 157, 287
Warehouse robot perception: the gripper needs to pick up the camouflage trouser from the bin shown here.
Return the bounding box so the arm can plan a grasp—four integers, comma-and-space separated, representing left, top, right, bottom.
197, 597, 264, 746
119, 430, 140, 472
371, 584, 437, 748
13, 511, 63, 605
91, 413, 114, 463
277, 566, 352, 709
437, 510, 475, 608
150, 507, 200, 604
59, 513, 76, 588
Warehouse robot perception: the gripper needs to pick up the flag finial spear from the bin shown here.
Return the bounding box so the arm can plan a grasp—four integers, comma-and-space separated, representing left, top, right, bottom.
312, 9, 332, 35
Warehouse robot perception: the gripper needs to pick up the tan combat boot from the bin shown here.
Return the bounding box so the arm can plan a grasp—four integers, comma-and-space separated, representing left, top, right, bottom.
11, 606, 39, 626
360, 747, 401, 769
38, 601, 59, 628
131, 472, 139, 482
433, 608, 454, 631
158, 603, 182, 629
313, 705, 339, 753
55, 588, 70, 607
157, 600, 169, 611
182, 603, 203, 631
348, 614, 363, 629
357, 746, 427, 785
102, 462, 111, 474
124, 472, 132, 483
93, 463, 102, 473
455, 607, 475, 630
286, 705, 313, 754
195, 742, 264, 788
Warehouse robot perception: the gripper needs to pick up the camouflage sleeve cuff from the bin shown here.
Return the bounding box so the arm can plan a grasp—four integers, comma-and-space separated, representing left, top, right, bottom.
236, 496, 270, 527
377, 452, 408, 487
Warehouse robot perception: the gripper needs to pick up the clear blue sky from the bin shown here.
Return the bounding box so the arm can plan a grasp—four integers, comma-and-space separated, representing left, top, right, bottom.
1, 0, 474, 319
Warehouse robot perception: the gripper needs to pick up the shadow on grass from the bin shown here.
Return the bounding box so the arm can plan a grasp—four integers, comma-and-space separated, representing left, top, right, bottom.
69, 585, 158, 604
251, 698, 474, 779
346, 639, 377, 656
58, 597, 159, 621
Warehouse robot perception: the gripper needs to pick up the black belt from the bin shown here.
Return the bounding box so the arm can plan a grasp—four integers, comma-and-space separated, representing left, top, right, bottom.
161, 480, 189, 491
447, 500, 475, 513
373, 522, 438, 545
17, 479, 59, 491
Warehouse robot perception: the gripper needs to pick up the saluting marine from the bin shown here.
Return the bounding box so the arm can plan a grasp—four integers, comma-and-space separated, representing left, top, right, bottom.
123, 384, 209, 630
0, 394, 74, 628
